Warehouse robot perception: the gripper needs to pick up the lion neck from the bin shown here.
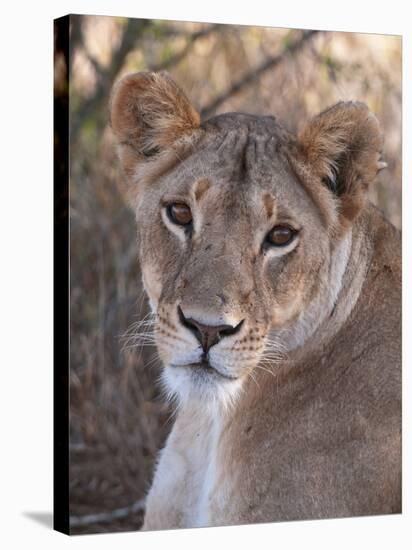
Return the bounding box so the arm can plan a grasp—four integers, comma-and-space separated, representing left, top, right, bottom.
275, 216, 371, 355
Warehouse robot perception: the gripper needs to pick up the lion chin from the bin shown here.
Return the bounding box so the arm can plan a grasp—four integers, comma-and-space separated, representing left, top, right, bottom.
161, 361, 245, 412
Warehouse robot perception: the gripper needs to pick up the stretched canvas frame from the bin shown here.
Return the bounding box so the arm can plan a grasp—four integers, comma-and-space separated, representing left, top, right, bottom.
54, 14, 402, 535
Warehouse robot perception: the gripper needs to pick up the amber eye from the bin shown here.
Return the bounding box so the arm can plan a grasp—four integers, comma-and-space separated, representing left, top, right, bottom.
167, 203, 193, 226
266, 225, 297, 247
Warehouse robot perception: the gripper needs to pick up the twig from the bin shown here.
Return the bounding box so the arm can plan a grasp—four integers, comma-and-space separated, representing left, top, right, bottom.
200, 29, 320, 119
69, 15, 101, 76
149, 24, 221, 72
70, 497, 146, 527
70, 18, 150, 143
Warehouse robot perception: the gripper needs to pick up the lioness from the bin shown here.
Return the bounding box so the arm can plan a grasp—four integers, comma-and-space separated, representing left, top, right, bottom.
110, 72, 401, 529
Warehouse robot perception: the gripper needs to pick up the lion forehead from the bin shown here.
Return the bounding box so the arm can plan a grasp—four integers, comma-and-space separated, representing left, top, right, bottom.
157, 114, 297, 196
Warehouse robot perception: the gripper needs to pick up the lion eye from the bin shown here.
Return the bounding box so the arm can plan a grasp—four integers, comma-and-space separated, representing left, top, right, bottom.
266, 225, 296, 247
167, 203, 193, 226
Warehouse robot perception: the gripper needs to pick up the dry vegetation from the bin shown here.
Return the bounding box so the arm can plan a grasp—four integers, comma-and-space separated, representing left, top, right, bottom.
64, 15, 401, 534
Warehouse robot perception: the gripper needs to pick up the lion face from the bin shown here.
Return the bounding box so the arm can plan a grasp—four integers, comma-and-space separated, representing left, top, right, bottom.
136, 117, 334, 406
111, 72, 384, 407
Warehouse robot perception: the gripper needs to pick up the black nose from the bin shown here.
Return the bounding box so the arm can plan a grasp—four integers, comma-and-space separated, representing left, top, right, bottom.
177, 306, 244, 354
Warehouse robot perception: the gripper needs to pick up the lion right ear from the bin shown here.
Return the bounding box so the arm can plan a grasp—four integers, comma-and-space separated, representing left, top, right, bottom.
110, 71, 200, 178
297, 101, 386, 223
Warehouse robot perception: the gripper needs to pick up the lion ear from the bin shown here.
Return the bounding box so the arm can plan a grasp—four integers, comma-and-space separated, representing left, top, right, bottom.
110, 71, 200, 177
297, 101, 386, 222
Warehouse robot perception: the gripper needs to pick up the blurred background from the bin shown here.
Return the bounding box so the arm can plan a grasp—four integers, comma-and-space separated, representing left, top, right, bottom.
61, 15, 401, 534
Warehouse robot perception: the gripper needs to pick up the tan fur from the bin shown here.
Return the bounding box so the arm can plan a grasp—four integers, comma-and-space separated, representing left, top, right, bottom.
263, 192, 275, 218
110, 72, 401, 530
110, 71, 200, 183
194, 178, 211, 202
296, 101, 385, 228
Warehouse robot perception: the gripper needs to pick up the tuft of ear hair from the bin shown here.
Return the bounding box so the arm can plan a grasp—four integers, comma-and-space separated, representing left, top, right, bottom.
110, 71, 200, 177
297, 101, 386, 222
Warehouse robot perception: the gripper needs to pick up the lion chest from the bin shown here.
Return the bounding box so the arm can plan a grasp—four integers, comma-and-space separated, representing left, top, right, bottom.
145, 412, 227, 529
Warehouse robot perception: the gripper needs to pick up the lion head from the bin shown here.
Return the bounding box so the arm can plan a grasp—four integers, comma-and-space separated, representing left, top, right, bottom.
110, 71, 385, 408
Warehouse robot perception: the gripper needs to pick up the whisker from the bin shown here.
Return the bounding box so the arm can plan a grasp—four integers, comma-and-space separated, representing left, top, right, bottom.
248, 369, 261, 391
141, 352, 162, 371
253, 364, 278, 380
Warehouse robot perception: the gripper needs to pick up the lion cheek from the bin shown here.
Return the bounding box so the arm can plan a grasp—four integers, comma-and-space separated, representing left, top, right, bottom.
142, 263, 163, 312
270, 285, 307, 329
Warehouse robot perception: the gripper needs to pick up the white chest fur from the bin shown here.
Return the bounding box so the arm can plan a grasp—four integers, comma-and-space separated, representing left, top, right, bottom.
143, 407, 223, 530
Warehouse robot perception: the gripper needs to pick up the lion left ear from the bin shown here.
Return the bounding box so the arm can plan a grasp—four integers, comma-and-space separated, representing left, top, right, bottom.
297, 101, 386, 222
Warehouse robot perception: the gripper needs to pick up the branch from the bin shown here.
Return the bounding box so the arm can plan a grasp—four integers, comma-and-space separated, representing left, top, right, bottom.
70, 18, 151, 143
200, 30, 320, 119
69, 16, 101, 77
149, 24, 221, 73
69, 15, 83, 56
70, 497, 146, 527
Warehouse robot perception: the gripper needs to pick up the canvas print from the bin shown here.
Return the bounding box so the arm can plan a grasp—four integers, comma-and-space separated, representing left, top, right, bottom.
54, 14, 402, 535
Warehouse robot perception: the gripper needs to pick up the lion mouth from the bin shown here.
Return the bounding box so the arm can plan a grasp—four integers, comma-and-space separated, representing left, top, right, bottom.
172, 359, 238, 380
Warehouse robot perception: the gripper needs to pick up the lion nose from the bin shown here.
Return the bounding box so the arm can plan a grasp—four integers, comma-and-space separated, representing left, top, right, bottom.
177, 306, 244, 353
